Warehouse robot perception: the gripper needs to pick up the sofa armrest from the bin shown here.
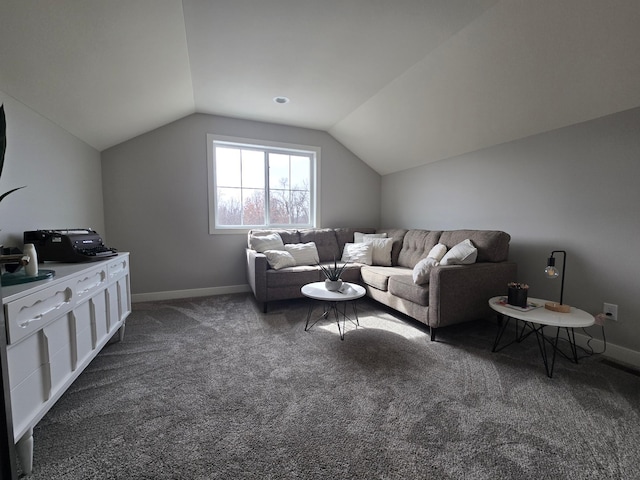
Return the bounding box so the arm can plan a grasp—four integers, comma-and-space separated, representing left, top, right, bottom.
246, 248, 268, 303
428, 262, 518, 329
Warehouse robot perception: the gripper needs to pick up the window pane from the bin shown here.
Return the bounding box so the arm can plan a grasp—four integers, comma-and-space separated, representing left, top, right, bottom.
269, 188, 290, 224
242, 188, 265, 225
290, 155, 310, 190
269, 153, 290, 190
241, 150, 265, 189
216, 147, 241, 187
290, 188, 310, 224
216, 187, 242, 225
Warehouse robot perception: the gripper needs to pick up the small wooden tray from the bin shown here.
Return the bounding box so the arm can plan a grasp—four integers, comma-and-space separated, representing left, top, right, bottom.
544, 302, 571, 313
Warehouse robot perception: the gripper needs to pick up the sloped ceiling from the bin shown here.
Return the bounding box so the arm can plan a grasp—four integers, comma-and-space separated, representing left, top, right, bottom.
1, 0, 639, 175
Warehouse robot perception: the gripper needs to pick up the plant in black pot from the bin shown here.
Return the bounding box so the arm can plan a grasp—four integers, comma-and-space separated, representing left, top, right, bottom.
318, 257, 349, 292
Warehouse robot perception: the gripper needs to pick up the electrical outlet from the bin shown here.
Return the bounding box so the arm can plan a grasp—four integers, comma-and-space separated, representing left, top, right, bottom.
603, 303, 618, 321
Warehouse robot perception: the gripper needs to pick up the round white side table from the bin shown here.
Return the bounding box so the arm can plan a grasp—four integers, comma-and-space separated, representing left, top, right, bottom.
301, 282, 366, 340
489, 296, 595, 377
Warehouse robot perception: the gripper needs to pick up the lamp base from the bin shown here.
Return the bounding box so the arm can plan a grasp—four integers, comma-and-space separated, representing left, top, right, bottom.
544, 302, 571, 313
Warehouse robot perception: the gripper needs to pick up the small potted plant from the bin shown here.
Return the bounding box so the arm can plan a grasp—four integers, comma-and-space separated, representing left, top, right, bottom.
318, 257, 349, 291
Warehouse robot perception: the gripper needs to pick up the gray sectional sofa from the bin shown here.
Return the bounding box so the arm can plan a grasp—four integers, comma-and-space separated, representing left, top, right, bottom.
246, 227, 517, 340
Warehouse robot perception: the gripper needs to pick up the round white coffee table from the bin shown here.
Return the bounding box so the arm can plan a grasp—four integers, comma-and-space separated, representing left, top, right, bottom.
301, 282, 366, 340
489, 296, 595, 377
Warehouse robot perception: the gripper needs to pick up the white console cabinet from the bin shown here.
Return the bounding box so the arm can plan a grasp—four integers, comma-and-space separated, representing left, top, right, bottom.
2, 253, 130, 474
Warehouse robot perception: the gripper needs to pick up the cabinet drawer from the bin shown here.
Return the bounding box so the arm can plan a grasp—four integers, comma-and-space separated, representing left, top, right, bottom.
108, 256, 128, 281
73, 299, 104, 365
7, 313, 74, 439
74, 265, 108, 302
6, 334, 44, 392
11, 367, 47, 439
5, 281, 74, 344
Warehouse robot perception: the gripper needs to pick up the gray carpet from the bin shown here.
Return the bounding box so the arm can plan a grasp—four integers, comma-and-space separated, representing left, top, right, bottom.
21, 293, 640, 479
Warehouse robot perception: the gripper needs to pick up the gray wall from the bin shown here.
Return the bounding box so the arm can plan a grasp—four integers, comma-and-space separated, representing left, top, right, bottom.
381, 107, 640, 358
0, 92, 104, 248
101, 113, 381, 296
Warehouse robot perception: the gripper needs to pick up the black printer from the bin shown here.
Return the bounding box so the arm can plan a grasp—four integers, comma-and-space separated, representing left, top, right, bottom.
24, 229, 118, 263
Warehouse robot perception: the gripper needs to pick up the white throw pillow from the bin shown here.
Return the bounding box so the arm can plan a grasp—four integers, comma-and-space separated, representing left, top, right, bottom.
263, 250, 296, 270
412, 257, 439, 285
412, 244, 448, 284
354, 232, 387, 244
341, 242, 373, 265
284, 242, 320, 266
250, 232, 285, 253
363, 237, 393, 266
427, 243, 447, 262
440, 239, 478, 265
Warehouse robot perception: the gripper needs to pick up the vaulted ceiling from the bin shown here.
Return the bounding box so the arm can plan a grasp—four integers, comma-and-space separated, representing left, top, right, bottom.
1, 0, 639, 175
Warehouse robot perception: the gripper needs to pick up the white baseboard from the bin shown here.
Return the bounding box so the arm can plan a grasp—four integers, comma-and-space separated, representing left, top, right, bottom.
131, 284, 251, 303
499, 320, 640, 370
573, 331, 640, 369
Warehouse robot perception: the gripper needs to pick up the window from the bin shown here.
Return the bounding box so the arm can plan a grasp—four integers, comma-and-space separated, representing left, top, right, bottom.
207, 135, 319, 233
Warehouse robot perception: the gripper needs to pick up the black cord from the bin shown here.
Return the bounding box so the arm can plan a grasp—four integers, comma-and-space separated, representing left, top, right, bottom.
582, 324, 607, 357
543, 324, 606, 361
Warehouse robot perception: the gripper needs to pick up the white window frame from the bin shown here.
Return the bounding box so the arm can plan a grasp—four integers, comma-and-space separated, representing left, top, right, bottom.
207, 134, 321, 234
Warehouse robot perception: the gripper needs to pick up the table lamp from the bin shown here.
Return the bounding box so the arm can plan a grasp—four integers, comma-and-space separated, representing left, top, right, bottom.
544, 250, 571, 313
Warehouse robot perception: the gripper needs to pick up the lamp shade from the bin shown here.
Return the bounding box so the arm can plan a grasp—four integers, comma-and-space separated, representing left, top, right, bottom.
545, 256, 559, 278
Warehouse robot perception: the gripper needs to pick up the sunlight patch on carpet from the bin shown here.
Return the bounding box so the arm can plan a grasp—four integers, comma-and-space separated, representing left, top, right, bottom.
315, 313, 428, 340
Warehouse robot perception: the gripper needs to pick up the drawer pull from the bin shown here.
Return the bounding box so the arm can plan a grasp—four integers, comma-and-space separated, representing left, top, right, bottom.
17, 288, 73, 329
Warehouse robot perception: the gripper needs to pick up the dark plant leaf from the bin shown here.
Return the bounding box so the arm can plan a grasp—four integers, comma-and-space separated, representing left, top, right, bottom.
0, 105, 27, 203
0, 186, 26, 203
0, 104, 6, 179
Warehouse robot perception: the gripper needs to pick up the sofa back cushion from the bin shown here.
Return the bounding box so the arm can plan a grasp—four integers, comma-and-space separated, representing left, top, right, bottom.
397, 230, 443, 268
248, 232, 285, 252
438, 230, 510, 262
375, 229, 409, 266
248, 229, 300, 247
298, 228, 340, 262
333, 228, 376, 253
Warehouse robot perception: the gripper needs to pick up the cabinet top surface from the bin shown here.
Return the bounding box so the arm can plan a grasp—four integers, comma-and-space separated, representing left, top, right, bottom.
1, 252, 129, 305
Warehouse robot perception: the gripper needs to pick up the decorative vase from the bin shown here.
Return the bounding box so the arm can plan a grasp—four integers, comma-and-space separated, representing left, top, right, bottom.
24, 243, 38, 276
325, 279, 343, 291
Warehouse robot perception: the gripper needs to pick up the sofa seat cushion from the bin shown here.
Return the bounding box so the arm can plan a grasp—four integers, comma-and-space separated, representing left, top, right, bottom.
360, 265, 411, 291
266, 266, 321, 288
334, 264, 362, 283
388, 275, 430, 306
